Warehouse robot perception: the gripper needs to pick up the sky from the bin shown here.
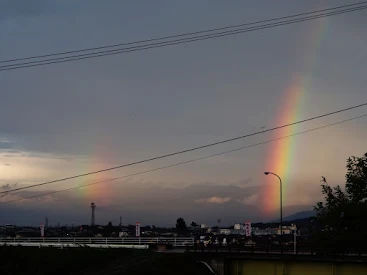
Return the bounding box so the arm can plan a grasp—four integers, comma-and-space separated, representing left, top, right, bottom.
0, 0, 366, 227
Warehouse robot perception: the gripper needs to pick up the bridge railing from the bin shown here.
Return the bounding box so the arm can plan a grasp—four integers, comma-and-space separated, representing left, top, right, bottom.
0, 237, 194, 247
189, 243, 367, 257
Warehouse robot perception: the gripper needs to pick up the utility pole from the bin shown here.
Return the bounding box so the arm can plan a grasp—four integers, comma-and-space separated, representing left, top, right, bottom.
294, 230, 297, 254
91, 202, 96, 226
264, 172, 283, 250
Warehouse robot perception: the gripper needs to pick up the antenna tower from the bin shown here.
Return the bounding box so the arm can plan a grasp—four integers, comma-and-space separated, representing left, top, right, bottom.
91, 202, 96, 226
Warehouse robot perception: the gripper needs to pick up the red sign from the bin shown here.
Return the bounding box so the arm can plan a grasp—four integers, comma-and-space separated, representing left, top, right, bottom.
135, 222, 140, 237
244, 220, 251, 237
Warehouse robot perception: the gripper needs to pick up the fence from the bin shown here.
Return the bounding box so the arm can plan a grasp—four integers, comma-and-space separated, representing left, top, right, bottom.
189, 243, 367, 257
0, 237, 194, 247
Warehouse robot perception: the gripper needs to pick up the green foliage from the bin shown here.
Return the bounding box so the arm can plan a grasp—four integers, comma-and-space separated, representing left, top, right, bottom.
346, 153, 367, 202
313, 152, 367, 254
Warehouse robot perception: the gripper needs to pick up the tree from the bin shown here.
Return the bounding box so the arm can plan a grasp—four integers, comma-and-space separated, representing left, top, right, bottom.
190, 221, 198, 227
314, 152, 367, 254
345, 153, 367, 202
176, 218, 187, 233
107, 221, 112, 227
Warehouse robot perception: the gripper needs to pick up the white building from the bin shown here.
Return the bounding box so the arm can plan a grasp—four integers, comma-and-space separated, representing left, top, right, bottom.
252, 224, 297, 236
234, 224, 242, 230
219, 229, 232, 235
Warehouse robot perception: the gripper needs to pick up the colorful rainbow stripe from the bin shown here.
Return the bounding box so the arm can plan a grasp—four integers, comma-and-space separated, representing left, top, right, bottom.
262, 12, 329, 214
262, 75, 304, 213
77, 138, 114, 206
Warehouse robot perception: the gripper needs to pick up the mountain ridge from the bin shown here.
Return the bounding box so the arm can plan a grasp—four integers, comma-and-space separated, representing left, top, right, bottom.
271, 210, 316, 223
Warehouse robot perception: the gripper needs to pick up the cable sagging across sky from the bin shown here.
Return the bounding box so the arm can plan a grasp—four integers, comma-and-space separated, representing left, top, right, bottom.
1, 2, 366, 71
2, 1, 364, 64
1, 113, 366, 205
1, 101, 366, 195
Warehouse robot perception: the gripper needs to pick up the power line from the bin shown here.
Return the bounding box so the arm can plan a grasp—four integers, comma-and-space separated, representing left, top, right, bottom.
1, 5, 365, 71
1, 101, 366, 195
1, 1, 365, 64
2, 113, 366, 205
1, 5, 366, 71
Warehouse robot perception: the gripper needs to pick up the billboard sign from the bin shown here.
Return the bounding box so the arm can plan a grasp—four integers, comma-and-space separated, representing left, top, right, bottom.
244, 220, 252, 237
135, 222, 141, 237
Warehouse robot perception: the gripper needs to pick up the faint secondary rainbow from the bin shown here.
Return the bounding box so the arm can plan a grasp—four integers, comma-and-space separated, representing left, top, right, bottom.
77, 136, 115, 206
262, 7, 330, 214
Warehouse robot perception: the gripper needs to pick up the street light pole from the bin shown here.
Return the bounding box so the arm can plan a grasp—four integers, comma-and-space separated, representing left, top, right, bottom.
294, 230, 297, 254
264, 172, 283, 244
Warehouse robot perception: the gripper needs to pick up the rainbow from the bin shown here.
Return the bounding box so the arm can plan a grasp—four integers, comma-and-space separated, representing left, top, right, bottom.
77, 137, 114, 206
262, 9, 329, 214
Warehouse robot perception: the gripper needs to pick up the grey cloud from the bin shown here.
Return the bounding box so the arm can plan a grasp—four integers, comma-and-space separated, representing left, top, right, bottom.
0, 0, 71, 22
0, 149, 22, 156
0, 0, 364, 227
195, 196, 232, 204
237, 194, 258, 205
0, 142, 13, 149
0, 181, 262, 225
0, 182, 18, 190
0, 180, 313, 226
1, 184, 11, 190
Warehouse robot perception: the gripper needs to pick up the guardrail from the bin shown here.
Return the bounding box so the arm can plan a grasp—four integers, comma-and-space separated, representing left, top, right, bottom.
189, 243, 367, 257
0, 242, 149, 249
0, 237, 194, 247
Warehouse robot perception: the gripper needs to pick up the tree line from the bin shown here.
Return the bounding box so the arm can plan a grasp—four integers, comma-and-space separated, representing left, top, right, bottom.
312, 152, 367, 254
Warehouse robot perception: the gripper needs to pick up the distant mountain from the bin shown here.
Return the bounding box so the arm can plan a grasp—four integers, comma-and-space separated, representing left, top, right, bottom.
283, 210, 316, 222
271, 210, 316, 223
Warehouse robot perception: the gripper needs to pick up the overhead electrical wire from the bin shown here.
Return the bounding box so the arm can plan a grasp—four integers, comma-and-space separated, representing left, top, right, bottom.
1, 113, 366, 205
1, 5, 365, 71
1, 3, 366, 71
1, 1, 365, 64
1, 101, 367, 195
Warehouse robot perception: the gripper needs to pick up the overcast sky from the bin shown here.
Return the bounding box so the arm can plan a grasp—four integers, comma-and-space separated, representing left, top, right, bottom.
0, 0, 366, 227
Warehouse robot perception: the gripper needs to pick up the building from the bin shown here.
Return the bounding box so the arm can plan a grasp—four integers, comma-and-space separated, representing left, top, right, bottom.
252, 224, 297, 236
278, 224, 297, 235
252, 228, 275, 236
219, 229, 231, 235
234, 224, 242, 230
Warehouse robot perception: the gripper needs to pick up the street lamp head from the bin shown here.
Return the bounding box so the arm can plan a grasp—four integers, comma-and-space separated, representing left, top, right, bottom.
264, 172, 270, 175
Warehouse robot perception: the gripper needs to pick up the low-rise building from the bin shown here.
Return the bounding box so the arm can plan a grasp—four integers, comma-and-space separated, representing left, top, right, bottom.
219, 229, 231, 235
252, 224, 297, 236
